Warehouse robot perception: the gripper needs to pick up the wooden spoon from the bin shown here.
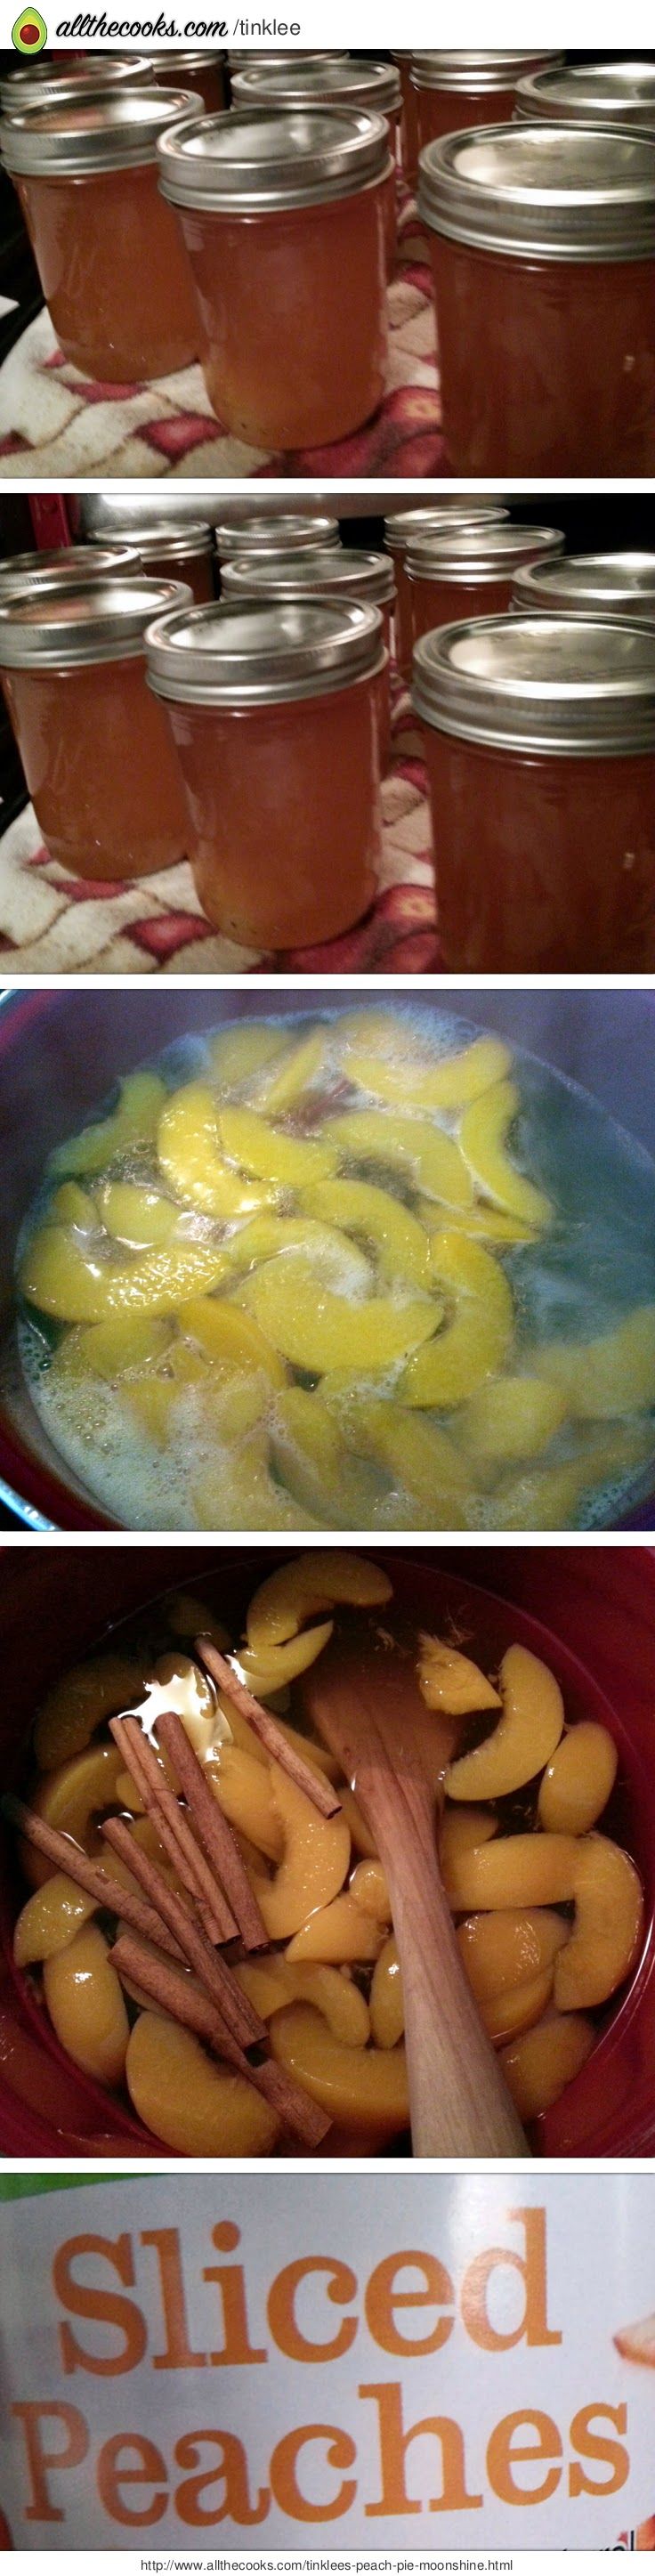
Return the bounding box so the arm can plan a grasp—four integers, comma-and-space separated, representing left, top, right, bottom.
302, 1608, 530, 2159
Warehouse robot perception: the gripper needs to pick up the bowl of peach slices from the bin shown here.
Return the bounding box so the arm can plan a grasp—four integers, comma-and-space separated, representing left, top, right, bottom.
0, 1543, 652, 2159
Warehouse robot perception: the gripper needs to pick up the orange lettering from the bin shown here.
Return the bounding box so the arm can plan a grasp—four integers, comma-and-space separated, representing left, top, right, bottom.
360, 2383, 482, 2516
174, 2430, 270, 2526
204, 2223, 267, 2366
96, 2434, 168, 2527
12, 2401, 88, 2523
487, 2410, 562, 2506
270, 2424, 357, 2522
53, 2232, 147, 2378
365, 2252, 454, 2357
569, 2403, 629, 2499
142, 2228, 206, 2370
461, 2209, 561, 2352
269, 2257, 357, 2364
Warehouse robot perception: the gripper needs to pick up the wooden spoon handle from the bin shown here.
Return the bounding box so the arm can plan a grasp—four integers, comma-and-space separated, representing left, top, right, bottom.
383, 1787, 530, 2158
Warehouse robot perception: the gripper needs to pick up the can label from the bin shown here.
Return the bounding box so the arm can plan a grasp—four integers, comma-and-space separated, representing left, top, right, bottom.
1, 2172, 654, 2548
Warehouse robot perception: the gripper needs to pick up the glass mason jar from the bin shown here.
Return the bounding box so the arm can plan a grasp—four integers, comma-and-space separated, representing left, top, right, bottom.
513, 551, 655, 627
101, 522, 215, 603
384, 504, 510, 682
514, 59, 655, 133
405, 522, 565, 652
157, 108, 392, 450
214, 513, 341, 566
0, 544, 139, 598
0, 575, 191, 879
418, 123, 655, 474
392, 52, 419, 189
220, 547, 395, 767
411, 50, 562, 155
146, 597, 385, 948
136, 51, 227, 112
413, 613, 655, 972
230, 59, 402, 267
0, 85, 201, 381
0, 55, 156, 111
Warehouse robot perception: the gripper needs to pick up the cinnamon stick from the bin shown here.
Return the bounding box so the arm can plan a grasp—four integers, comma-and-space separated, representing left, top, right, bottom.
101, 1815, 264, 2052
109, 1715, 236, 1947
2, 1794, 187, 1964
110, 1930, 331, 2151
157, 1707, 267, 1953
198, 1643, 341, 1819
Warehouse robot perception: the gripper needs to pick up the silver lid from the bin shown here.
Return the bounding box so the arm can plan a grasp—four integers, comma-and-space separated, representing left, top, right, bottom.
405, 523, 564, 580
215, 513, 341, 561
413, 615, 655, 755
0, 542, 139, 598
138, 50, 226, 73
221, 547, 395, 608
0, 55, 153, 111
513, 551, 655, 626
418, 122, 655, 260
384, 505, 509, 556
515, 60, 655, 132
0, 84, 198, 177
158, 105, 391, 212
0, 575, 191, 670
411, 50, 561, 93
101, 521, 214, 566
231, 58, 401, 117
146, 598, 384, 707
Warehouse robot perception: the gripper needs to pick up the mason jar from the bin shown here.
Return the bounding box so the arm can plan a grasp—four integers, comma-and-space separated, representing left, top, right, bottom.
220, 547, 395, 765
0, 55, 155, 111
101, 522, 215, 603
157, 108, 392, 450
514, 59, 655, 133
404, 522, 565, 652
513, 551, 655, 627
137, 51, 227, 112
214, 513, 341, 565
0, 85, 201, 381
0, 576, 191, 879
230, 58, 402, 264
384, 504, 510, 681
413, 614, 655, 971
146, 598, 384, 948
0, 544, 139, 598
411, 50, 562, 155
418, 122, 655, 474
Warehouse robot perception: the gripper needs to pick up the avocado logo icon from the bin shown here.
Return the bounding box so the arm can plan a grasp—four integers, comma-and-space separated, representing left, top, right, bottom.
12, 7, 47, 50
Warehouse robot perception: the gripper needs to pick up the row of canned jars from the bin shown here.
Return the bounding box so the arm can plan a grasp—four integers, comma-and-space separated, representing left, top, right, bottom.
1, 53, 655, 465
0, 520, 653, 970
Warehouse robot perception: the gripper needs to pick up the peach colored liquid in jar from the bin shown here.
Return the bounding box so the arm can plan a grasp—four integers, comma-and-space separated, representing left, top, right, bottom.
1, 86, 201, 382
413, 614, 655, 972
411, 50, 562, 156
419, 124, 655, 475
146, 599, 384, 949
219, 548, 395, 770
158, 108, 391, 450
405, 524, 564, 653
384, 506, 510, 684
0, 576, 190, 880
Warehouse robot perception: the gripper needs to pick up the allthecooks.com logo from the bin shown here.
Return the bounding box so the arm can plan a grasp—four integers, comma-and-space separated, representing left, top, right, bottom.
12, 10, 48, 49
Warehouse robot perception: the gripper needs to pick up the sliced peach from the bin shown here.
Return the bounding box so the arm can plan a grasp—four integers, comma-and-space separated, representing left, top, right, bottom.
538, 1722, 619, 1835
252, 1767, 351, 1941
439, 1805, 497, 1869
443, 1832, 579, 1913
418, 1634, 501, 1718
43, 1924, 129, 2086
346, 1034, 512, 1113
255, 1025, 328, 1113
269, 2001, 409, 2135
34, 1654, 146, 1771
237, 1621, 334, 1699
236, 1956, 369, 2046
240, 1257, 436, 1374
303, 1177, 432, 1290
25, 1744, 125, 1890
481, 1970, 554, 2045
158, 1081, 276, 1219
529, 1306, 655, 1420
125, 2010, 280, 2156
246, 1548, 392, 1650
400, 1231, 513, 1409
13, 1871, 97, 1965
325, 1106, 473, 1208
181, 1294, 288, 1390
269, 1387, 376, 1528
370, 1936, 405, 2049
459, 1080, 552, 1227
456, 1908, 570, 2003
499, 2008, 595, 2121
220, 1103, 336, 1187
349, 1859, 392, 1920
49, 1071, 166, 1179
445, 1642, 564, 1802
285, 1892, 384, 1965
462, 1376, 569, 1465
554, 1834, 643, 2010
206, 1746, 283, 1863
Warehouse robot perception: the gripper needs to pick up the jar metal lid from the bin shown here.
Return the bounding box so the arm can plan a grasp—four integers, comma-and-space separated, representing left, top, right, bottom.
221, 548, 395, 608
384, 505, 509, 556
0, 55, 153, 111
0, 84, 198, 177
215, 514, 341, 561
137, 49, 226, 74
411, 51, 561, 93
146, 599, 384, 707
405, 524, 564, 580
101, 522, 214, 566
158, 105, 391, 213
417, 122, 655, 260
515, 60, 655, 131
412, 615, 655, 755
513, 552, 655, 625
231, 59, 401, 117
0, 576, 191, 669
0, 543, 140, 598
